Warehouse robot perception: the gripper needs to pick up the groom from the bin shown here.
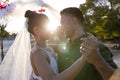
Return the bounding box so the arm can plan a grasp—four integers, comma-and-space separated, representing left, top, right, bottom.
56, 7, 117, 80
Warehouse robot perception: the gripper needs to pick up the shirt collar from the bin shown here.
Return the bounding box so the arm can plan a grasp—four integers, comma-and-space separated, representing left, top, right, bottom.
68, 33, 88, 47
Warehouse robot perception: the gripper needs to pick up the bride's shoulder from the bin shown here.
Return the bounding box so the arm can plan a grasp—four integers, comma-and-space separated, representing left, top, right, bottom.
31, 46, 38, 53
31, 46, 48, 58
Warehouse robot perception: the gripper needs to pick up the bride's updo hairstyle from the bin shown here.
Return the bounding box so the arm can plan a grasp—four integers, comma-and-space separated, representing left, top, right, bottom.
25, 10, 49, 35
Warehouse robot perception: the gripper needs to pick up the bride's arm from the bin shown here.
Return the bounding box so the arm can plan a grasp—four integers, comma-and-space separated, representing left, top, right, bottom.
31, 50, 86, 80
53, 56, 86, 80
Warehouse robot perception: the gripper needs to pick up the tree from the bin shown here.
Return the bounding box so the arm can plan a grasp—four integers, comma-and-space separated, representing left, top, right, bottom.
80, 0, 120, 41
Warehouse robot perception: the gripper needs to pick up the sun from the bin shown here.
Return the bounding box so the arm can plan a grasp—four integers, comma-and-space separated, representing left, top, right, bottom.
44, 8, 60, 33
47, 22, 58, 33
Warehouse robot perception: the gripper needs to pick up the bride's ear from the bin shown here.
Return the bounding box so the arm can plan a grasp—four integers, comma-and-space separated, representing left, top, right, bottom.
33, 26, 39, 35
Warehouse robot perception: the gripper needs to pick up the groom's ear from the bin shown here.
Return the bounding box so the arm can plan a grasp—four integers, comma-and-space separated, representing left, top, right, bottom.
72, 16, 78, 24
68, 16, 77, 25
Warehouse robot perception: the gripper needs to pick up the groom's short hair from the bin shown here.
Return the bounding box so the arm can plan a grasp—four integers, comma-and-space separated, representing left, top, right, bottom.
60, 7, 84, 24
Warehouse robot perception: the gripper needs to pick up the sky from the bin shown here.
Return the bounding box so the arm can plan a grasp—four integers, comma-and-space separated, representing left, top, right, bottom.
8, 0, 86, 11
4, 0, 86, 33
44, 0, 86, 11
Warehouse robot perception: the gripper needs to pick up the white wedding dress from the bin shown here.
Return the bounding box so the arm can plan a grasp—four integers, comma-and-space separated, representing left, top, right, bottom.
31, 46, 58, 80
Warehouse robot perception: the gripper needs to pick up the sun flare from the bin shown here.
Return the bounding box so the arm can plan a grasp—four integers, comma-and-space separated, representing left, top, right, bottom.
44, 8, 60, 33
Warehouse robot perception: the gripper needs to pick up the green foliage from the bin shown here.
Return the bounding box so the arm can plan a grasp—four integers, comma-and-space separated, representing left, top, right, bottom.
80, 0, 120, 40
0, 25, 9, 40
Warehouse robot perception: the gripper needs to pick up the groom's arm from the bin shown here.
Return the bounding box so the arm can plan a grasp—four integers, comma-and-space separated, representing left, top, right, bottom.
90, 52, 116, 80
81, 36, 118, 80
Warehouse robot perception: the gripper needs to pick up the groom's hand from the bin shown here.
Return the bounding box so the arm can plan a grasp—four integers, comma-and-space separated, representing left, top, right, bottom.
80, 34, 101, 65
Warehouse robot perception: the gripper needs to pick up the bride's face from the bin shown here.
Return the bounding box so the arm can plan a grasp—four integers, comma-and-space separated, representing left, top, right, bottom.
33, 25, 51, 40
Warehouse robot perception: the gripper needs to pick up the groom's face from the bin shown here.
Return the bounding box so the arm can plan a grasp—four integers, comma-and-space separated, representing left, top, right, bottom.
60, 15, 75, 38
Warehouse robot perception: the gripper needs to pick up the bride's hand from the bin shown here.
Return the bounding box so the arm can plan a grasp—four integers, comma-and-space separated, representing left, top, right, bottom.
80, 34, 100, 64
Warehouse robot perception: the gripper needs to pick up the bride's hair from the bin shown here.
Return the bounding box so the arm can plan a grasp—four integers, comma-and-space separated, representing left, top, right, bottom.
25, 10, 49, 34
